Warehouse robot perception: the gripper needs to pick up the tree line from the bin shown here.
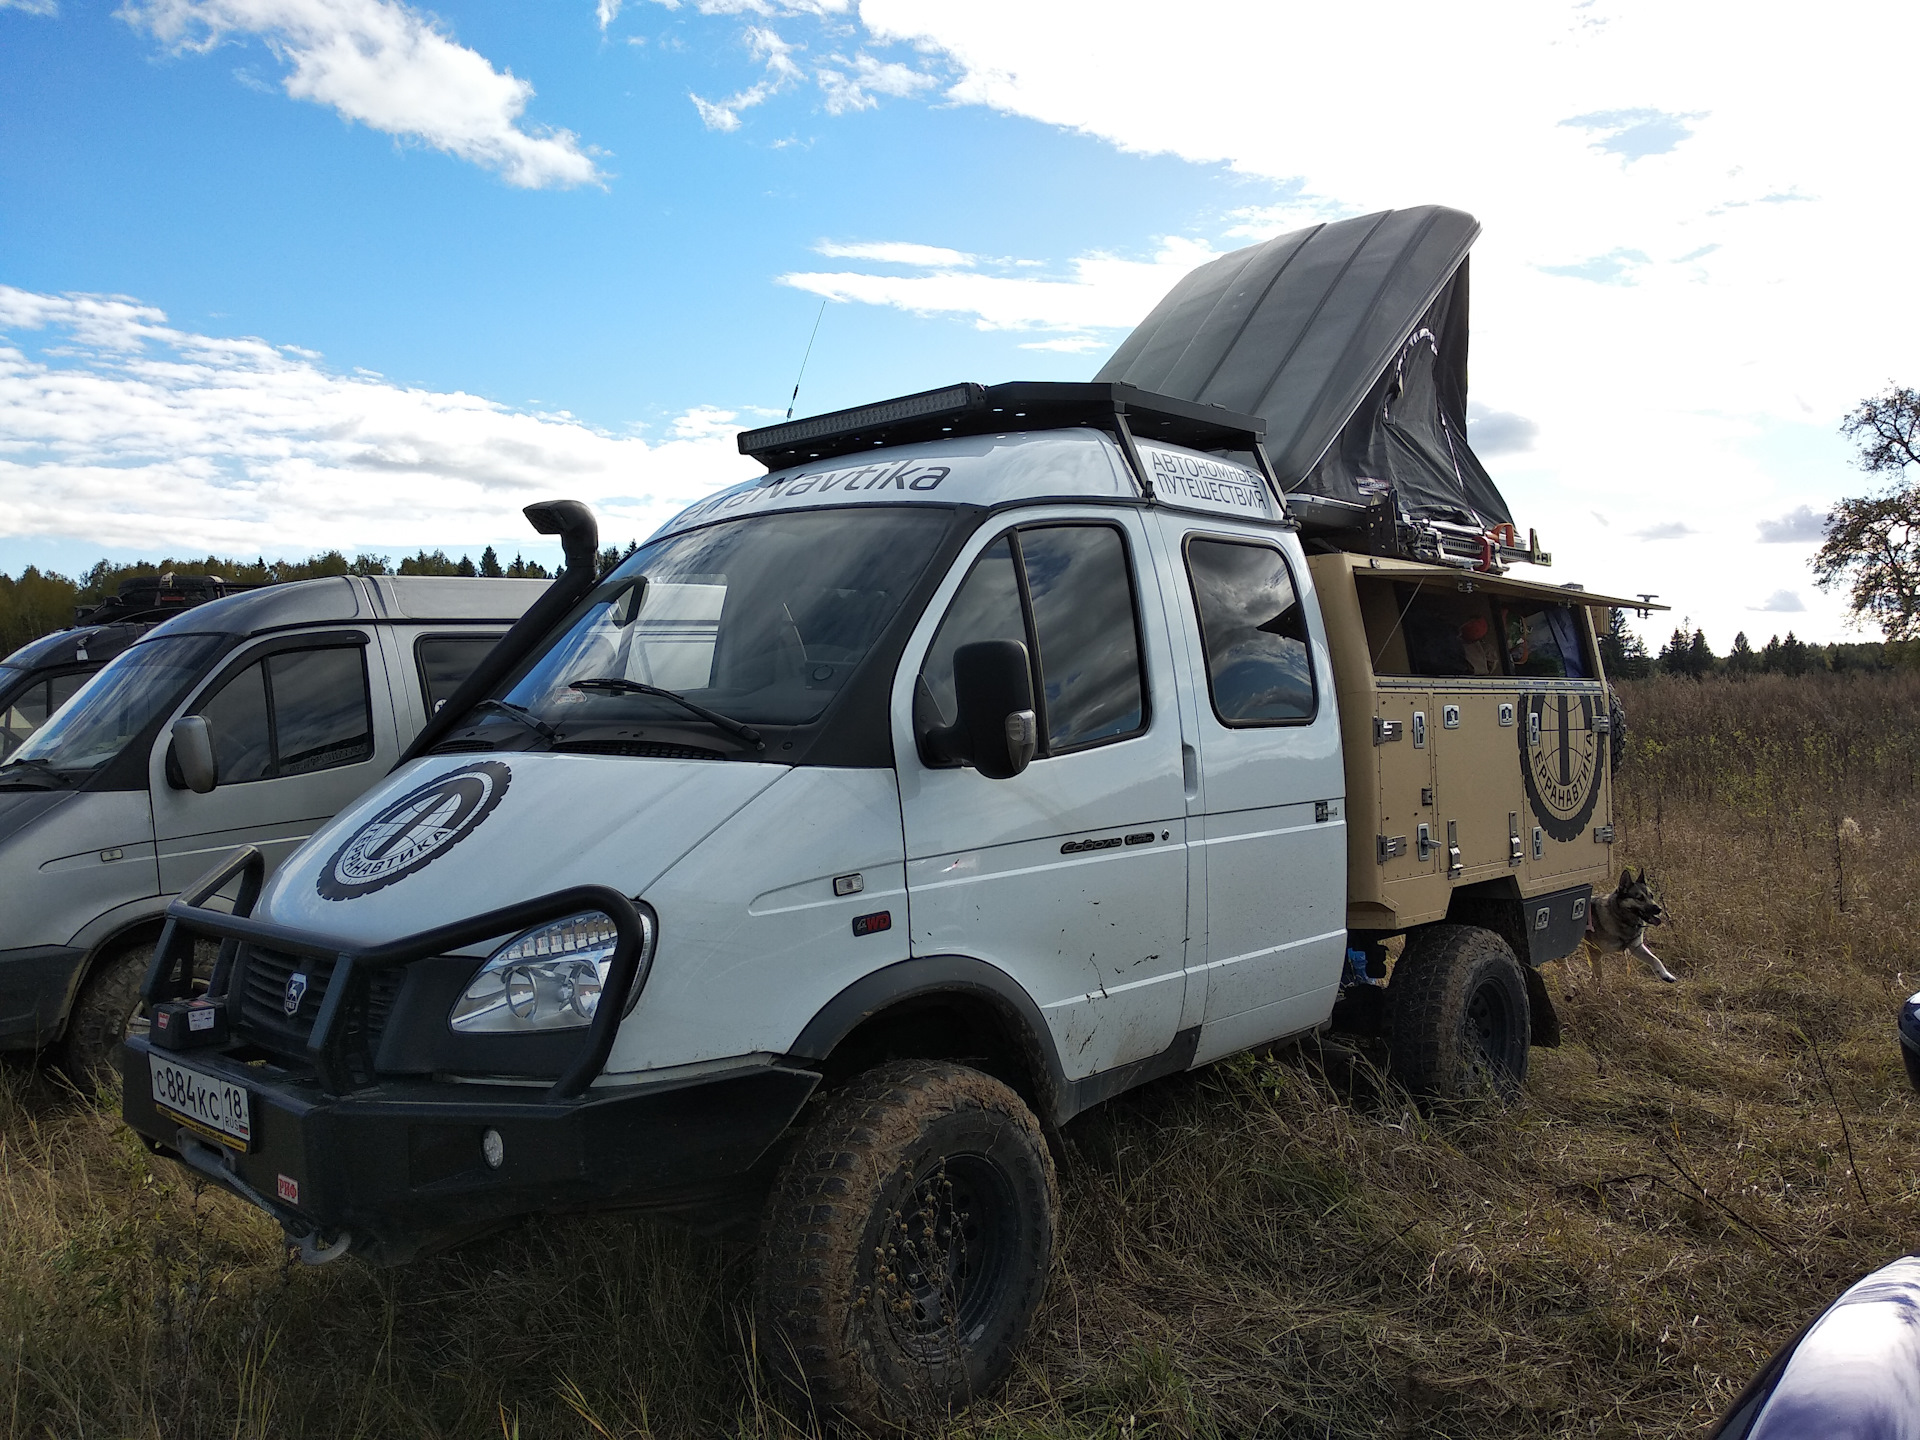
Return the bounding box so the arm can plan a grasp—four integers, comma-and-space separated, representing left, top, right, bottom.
1, 543, 638, 657
1595, 608, 1908, 680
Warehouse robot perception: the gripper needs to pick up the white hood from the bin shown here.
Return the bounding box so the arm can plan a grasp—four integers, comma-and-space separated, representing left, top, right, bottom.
258, 751, 788, 945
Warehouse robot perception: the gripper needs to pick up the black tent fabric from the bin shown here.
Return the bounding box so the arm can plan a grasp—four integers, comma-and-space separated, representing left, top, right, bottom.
1094, 205, 1512, 530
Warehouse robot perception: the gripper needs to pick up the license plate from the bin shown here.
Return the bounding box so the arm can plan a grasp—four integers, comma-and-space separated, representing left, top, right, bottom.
149, 1054, 252, 1151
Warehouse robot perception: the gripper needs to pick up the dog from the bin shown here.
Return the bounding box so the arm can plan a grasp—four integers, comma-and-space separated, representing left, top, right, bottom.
1584, 867, 1675, 983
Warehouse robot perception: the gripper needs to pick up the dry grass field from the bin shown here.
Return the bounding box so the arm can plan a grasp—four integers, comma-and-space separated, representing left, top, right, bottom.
4, 671, 1918, 1439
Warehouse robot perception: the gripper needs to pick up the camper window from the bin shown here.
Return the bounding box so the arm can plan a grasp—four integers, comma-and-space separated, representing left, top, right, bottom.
1498, 600, 1590, 678
1362, 582, 1502, 678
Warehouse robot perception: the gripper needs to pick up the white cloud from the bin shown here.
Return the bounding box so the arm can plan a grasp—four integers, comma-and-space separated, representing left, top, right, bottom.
0, 287, 758, 554
596, 0, 619, 32
816, 51, 936, 114
1754, 590, 1808, 613
1757, 505, 1829, 543
687, 23, 934, 128
121, 0, 602, 188
779, 236, 1220, 333
1, 0, 59, 14
651, 0, 850, 14
1466, 404, 1539, 457
814, 240, 975, 267
689, 23, 801, 130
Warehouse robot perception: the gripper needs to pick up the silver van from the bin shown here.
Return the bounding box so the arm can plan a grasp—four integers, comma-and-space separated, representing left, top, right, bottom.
0, 575, 541, 1077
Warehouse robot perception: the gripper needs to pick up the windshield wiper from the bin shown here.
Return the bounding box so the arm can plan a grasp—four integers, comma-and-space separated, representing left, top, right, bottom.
0, 756, 74, 788
568, 678, 765, 749
465, 698, 557, 744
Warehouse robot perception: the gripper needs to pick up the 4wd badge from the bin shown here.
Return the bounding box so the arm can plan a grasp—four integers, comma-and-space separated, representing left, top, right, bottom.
317, 761, 512, 901
1517, 692, 1601, 843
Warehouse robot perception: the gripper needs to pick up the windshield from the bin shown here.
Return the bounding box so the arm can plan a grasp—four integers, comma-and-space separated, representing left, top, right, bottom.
479, 508, 951, 743
4, 634, 224, 778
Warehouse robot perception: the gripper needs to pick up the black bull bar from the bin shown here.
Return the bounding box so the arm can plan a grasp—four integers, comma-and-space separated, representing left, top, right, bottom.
141, 845, 651, 1099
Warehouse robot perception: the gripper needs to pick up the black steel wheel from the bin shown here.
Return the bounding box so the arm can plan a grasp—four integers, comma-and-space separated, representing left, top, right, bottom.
1388, 924, 1532, 1102
755, 1060, 1056, 1429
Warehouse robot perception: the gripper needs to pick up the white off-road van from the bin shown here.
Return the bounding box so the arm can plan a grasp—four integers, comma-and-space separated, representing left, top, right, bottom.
121, 207, 1663, 1426
0, 574, 540, 1077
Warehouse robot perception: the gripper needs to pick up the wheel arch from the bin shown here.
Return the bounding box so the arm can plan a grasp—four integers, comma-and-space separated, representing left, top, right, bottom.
43, 907, 172, 1038
1435, 892, 1562, 1048
787, 955, 1071, 1126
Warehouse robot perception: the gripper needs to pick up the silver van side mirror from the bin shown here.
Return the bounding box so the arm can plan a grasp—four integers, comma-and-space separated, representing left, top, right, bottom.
171, 716, 218, 794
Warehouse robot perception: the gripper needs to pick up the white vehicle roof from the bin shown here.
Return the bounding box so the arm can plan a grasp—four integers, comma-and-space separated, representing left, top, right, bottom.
653, 427, 1282, 544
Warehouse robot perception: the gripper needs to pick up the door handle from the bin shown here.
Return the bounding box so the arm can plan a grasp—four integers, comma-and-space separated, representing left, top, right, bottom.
1182, 743, 1199, 799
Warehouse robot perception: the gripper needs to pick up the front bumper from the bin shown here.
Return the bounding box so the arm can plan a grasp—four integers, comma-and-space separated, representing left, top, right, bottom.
0, 944, 87, 1050
123, 1036, 819, 1261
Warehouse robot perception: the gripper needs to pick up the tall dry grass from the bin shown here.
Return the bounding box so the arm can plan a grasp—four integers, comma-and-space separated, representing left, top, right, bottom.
4, 671, 1918, 1438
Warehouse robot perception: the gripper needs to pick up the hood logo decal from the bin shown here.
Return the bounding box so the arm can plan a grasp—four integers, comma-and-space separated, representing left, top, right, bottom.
317, 760, 512, 901
283, 972, 309, 1015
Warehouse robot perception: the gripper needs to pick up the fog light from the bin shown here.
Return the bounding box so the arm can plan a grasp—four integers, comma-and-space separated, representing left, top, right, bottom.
481, 1128, 505, 1170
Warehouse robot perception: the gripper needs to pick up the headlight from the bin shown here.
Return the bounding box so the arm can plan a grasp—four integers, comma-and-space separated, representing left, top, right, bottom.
449, 909, 653, 1034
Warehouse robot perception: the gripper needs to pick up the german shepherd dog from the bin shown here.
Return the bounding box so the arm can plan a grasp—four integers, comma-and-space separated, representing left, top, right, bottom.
1585, 867, 1675, 983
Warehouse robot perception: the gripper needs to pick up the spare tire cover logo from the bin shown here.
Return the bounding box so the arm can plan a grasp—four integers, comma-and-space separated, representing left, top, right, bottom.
1518, 692, 1601, 843
318, 761, 511, 900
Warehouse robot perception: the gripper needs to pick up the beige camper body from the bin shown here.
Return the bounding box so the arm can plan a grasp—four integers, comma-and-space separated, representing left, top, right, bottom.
1308, 552, 1644, 939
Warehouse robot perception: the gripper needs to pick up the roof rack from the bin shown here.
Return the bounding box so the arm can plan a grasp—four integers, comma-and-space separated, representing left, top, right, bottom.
1289, 494, 1551, 573
737, 381, 1269, 472
74, 574, 261, 627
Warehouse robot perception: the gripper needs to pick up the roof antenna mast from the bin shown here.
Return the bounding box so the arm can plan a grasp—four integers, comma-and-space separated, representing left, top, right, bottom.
786, 300, 827, 421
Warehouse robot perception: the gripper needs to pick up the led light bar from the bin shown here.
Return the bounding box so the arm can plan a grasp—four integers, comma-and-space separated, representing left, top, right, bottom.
738, 384, 985, 459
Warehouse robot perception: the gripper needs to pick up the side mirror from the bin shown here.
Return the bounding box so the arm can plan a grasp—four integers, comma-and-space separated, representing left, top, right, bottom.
920, 640, 1038, 780
170, 716, 218, 794
610, 578, 647, 627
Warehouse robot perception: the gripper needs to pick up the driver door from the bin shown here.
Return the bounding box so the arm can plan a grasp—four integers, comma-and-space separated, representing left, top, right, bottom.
151, 631, 402, 893
895, 511, 1194, 1086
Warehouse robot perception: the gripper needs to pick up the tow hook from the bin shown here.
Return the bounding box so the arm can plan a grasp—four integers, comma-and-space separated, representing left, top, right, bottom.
291, 1229, 354, 1266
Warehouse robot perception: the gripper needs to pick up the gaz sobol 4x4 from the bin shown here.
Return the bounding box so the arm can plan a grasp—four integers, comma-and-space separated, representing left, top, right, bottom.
122, 208, 1658, 1423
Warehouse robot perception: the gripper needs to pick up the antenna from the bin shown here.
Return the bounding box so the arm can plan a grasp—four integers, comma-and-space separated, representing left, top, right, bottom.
785, 300, 827, 421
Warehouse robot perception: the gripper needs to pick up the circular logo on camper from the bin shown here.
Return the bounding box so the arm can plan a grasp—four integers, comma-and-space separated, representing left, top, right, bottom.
1517, 692, 1602, 844
317, 761, 511, 901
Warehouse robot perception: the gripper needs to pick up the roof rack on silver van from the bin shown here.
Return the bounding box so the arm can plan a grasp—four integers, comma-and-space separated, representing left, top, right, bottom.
737, 380, 1272, 480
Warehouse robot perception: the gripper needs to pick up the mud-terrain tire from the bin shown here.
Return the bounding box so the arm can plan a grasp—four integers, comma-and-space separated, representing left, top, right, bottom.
1388, 924, 1531, 1102
1608, 687, 1628, 773
755, 1060, 1057, 1430
57, 937, 151, 1090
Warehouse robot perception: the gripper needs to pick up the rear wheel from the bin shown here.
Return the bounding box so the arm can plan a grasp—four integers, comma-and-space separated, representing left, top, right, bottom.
755, 1060, 1056, 1429
57, 936, 151, 1091
1388, 924, 1531, 1102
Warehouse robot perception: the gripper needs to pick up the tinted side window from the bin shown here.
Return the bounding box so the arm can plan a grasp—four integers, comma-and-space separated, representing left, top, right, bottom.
193, 646, 372, 783
2, 679, 51, 758
269, 648, 373, 774
197, 662, 274, 782
48, 672, 87, 711
415, 634, 498, 713
1021, 526, 1145, 750
919, 526, 1146, 758
919, 538, 1025, 729
1185, 538, 1316, 724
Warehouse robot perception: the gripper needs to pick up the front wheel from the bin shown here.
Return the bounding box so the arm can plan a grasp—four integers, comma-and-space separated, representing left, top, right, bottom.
755, 1060, 1057, 1428
57, 937, 151, 1090
1388, 924, 1531, 1102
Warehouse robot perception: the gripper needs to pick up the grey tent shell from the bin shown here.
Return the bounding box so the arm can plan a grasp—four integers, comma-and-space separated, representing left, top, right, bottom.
1096, 205, 1512, 531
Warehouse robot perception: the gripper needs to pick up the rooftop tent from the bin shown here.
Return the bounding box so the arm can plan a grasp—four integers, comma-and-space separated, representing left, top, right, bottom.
1095, 205, 1515, 536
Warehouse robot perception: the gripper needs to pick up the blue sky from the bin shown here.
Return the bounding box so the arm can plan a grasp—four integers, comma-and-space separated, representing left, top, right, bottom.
2, 0, 1911, 646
